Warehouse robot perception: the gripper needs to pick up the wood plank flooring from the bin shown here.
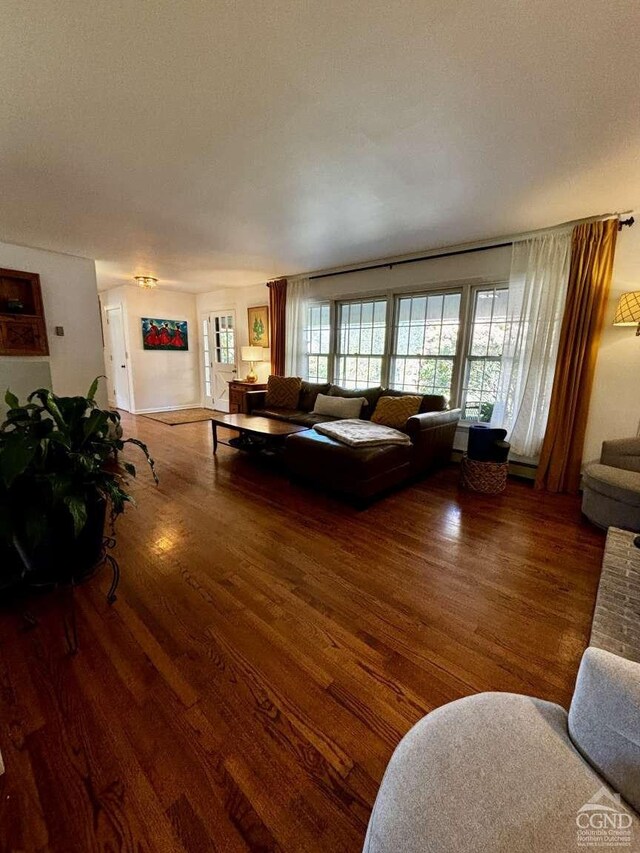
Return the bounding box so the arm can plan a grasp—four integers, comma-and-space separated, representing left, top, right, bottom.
0, 413, 605, 852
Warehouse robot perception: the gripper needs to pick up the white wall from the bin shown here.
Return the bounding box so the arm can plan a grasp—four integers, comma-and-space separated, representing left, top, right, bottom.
309, 246, 512, 301
196, 284, 271, 386
0, 240, 105, 405
583, 228, 640, 462
0, 358, 52, 420
101, 285, 199, 412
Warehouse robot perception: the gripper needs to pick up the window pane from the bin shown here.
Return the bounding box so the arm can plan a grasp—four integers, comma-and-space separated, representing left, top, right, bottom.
440, 325, 458, 355
443, 293, 459, 320
304, 301, 331, 382
427, 295, 443, 321
396, 325, 409, 356
409, 326, 424, 354
411, 297, 426, 323
462, 287, 508, 422
336, 299, 388, 388
390, 292, 461, 396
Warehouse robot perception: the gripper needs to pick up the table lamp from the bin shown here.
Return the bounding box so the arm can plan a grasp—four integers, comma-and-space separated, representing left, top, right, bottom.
613, 291, 640, 336
241, 346, 264, 382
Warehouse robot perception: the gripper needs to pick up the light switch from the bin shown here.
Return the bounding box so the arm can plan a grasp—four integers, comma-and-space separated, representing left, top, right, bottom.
55, 326, 64, 336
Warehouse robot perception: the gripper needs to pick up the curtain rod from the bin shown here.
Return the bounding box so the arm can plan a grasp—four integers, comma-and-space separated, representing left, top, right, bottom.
305, 211, 634, 283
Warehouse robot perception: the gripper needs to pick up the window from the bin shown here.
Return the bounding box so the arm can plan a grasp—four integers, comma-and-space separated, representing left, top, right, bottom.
335, 299, 388, 389
462, 287, 508, 422
297, 282, 509, 414
305, 302, 331, 382
214, 314, 235, 364
390, 292, 461, 397
202, 317, 211, 399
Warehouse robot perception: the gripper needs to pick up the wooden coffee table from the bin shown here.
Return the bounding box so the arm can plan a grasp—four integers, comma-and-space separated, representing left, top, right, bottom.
211, 413, 309, 455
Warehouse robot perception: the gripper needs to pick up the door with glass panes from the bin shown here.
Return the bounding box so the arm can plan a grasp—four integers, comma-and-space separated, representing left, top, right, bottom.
202, 311, 236, 411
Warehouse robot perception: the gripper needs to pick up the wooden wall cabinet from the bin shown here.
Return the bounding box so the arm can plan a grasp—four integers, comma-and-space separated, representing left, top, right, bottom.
0, 268, 49, 356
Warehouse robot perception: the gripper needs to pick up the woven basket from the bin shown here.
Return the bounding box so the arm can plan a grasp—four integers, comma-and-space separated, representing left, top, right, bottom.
460, 454, 508, 495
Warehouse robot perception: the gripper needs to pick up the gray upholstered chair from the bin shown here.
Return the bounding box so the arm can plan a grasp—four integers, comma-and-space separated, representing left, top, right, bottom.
582, 437, 640, 531
364, 648, 640, 852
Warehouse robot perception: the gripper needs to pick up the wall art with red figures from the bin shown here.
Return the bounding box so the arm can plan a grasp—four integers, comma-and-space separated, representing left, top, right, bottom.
141, 317, 189, 351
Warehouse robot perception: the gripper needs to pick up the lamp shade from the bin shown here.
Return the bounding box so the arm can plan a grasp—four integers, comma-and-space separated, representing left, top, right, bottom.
613, 291, 640, 326
241, 345, 264, 361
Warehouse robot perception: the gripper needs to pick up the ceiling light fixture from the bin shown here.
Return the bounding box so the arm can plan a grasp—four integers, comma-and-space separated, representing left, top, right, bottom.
135, 275, 158, 289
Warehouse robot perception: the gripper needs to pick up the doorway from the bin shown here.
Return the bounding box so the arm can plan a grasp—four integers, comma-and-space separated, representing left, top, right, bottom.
105, 305, 131, 411
202, 311, 236, 411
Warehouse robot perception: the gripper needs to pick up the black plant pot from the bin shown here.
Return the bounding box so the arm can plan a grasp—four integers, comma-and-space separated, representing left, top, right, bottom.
13, 495, 107, 587
0, 541, 25, 594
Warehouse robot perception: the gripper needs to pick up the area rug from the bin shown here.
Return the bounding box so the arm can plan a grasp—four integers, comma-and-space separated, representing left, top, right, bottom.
142, 408, 219, 426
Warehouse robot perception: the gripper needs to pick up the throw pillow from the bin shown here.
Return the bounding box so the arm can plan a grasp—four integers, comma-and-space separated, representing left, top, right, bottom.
382, 388, 447, 413
265, 375, 302, 409
327, 385, 383, 419
299, 381, 330, 412
313, 393, 367, 419
371, 395, 421, 429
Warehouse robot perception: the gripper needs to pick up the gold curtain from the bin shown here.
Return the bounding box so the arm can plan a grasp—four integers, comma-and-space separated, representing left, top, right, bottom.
267, 278, 287, 376
535, 219, 618, 493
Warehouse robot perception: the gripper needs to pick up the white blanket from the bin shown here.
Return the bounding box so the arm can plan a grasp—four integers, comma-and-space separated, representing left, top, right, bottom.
313, 418, 411, 447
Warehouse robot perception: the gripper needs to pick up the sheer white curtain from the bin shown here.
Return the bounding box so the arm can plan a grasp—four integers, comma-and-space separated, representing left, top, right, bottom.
285, 277, 309, 377
492, 230, 571, 458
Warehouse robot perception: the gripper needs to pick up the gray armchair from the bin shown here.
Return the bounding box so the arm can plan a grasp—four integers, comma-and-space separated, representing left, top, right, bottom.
600, 436, 640, 472
364, 648, 640, 852
582, 437, 640, 531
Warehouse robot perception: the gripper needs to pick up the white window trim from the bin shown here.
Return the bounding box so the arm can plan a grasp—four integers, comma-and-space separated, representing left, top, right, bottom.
459, 283, 510, 424
335, 296, 390, 389
303, 278, 508, 411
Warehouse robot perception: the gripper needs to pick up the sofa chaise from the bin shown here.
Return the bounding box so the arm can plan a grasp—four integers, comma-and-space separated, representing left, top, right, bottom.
246, 380, 461, 501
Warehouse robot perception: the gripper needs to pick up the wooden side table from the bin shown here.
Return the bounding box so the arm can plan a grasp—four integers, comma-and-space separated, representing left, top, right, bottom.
228, 380, 267, 414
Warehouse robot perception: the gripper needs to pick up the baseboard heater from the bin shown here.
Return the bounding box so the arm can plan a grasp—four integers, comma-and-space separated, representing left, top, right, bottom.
450, 449, 537, 481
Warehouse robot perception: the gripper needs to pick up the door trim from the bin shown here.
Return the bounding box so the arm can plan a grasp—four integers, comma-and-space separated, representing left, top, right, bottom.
199, 309, 237, 410
104, 304, 132, 411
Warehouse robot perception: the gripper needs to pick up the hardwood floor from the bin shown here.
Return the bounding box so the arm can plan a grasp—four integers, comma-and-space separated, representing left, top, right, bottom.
0, 413, 605, 852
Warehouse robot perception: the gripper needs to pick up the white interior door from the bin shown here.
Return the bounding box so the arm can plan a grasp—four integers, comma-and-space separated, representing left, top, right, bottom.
202, 311, 236, 411
105, 306, 131, 411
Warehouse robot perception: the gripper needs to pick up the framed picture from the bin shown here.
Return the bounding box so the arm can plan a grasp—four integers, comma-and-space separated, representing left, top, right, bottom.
247, 305, 270, 348
142, 317, 189, 351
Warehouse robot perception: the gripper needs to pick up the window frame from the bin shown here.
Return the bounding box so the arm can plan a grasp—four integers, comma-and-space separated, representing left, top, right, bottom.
334, 296, 391, 389
213, 313, 235, 365
459, 283, 510, 424
302, 278, 508, 417
304, 299, 334, 384
388, 286, 468, 402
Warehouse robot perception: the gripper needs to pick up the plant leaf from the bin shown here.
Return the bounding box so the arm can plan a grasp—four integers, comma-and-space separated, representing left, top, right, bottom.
1, 433, 37, 487
63, 495, 88, 537
123, 437, 159, 483
82, 409, 108, 443
122, 462, 136, 478
87, 376, 105, 401
4, 390, 19, 409
44, 392, 66, 430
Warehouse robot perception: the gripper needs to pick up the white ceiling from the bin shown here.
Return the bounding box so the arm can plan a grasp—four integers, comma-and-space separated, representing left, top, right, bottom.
1, 0, 639, 293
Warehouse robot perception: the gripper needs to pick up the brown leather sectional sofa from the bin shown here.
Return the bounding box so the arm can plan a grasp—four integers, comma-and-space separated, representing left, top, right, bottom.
246, 381, 461, 501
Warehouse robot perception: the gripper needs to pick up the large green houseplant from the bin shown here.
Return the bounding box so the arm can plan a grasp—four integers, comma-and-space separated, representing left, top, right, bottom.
0, 377, 157, 587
